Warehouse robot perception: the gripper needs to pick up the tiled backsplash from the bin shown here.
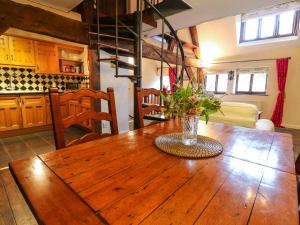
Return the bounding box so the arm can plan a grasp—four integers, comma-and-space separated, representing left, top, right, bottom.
0, 67, 90, 92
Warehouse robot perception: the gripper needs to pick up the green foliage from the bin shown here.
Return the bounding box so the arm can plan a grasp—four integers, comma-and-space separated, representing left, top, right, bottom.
162, 84, 222, 123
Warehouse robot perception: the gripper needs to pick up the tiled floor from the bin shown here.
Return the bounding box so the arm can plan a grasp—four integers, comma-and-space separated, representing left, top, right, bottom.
0, 127, 87, 169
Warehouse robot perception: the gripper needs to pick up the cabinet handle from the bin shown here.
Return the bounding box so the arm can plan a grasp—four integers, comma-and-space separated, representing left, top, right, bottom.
11, 55, 14, 61
6, 54, 9, 61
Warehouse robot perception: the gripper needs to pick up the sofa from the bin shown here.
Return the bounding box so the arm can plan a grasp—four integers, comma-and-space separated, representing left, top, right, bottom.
208, 102, 274, 131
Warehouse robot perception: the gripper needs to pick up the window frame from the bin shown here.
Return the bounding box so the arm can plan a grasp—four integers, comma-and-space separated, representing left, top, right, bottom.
239, 10, 300, 43
205, 73, 228, 94
235, 72, 268, 95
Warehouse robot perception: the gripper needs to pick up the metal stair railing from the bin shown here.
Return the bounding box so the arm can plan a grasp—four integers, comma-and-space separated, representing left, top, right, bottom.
89, 0, 190, 87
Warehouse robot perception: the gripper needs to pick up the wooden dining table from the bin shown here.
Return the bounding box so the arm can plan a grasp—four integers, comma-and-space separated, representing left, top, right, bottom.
9, 120, 299, 225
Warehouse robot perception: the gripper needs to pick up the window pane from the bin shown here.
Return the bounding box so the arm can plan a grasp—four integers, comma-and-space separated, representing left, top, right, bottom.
217, 74, 228, 93
237, 73, 251, 92
261, 15, 276, 38
244, 19, 259, 40
205, 74, 216, 92
252, 73, 267, 92
279, 11, 295, 35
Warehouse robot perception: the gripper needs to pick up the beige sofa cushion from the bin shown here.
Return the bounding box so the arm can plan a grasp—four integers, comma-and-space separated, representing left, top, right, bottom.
209, 102, 258, 128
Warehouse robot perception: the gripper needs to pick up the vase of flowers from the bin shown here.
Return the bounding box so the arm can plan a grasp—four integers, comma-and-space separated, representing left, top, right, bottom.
181, 113, 199, 145
161, 83, 222, 146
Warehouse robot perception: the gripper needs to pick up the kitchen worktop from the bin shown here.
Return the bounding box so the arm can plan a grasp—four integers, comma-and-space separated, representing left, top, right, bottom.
0, 90, 65, 95
0, 91, 47, 95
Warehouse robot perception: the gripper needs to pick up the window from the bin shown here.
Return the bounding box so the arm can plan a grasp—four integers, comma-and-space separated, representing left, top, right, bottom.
240, 10, 300, 43
235, 71, 268, 95
152, 34, 170, 44
205, 73, 228, 94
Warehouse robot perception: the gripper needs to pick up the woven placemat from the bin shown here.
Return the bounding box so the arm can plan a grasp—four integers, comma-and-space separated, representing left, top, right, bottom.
155, 133, 223, 158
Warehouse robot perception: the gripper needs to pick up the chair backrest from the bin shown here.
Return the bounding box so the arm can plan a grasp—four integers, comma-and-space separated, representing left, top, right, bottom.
135, 87, 166, 128
49, 87, 118, 149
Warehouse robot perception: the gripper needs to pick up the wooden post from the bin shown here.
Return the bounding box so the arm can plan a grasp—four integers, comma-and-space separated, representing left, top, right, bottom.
133, 0, 142, 130
189, 26, 200, 59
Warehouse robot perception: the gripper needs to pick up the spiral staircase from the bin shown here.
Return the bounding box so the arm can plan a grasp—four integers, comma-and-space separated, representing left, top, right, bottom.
86, 0, 193, 128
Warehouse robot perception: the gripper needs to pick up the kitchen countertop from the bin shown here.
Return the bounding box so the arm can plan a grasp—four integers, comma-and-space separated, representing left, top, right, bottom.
0, 90, 64, 95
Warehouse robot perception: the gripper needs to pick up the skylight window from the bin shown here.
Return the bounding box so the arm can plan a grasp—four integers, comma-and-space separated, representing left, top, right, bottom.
261, 15, 276, 38
244, 19, 259, 40
240, 10, 300, 43
279, 11, 295, 35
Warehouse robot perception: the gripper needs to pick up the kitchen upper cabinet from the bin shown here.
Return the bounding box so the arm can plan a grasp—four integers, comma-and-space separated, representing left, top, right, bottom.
35, 41, 58, 74
0, 97, 22, 131
9, 36, 35, 67
21, 95, 46, 128
0, 36, 10, 65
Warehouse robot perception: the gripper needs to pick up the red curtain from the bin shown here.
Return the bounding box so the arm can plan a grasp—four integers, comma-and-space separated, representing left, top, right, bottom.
168, 67, 177, 93
271, 58, 289, 127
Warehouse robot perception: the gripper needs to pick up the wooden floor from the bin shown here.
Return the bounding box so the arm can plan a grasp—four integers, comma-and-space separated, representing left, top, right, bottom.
277, 128, 300, 161
0, 127, 299, 225
0, 169, 37, 225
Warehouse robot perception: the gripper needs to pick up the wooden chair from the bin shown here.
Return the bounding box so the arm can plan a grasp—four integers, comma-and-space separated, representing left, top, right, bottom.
49, 87, 118, 149
135, 87, 168, 128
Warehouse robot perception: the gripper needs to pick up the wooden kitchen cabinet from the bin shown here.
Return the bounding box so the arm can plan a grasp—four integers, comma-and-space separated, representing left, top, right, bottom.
21, 95, 46, 128
80, 97, 92, 129
35, 41, 59, 74
68, 100, 81, 117
0, 96, 22, 131
9, 36, 35, 67
67, 98, 92, 130
0, 36, 10, 65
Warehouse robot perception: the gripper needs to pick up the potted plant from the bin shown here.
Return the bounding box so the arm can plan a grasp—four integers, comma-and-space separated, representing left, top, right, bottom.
161, 83, 222, 146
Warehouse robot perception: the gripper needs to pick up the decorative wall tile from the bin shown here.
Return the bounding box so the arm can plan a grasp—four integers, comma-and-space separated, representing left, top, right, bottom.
0, 67, 90, 92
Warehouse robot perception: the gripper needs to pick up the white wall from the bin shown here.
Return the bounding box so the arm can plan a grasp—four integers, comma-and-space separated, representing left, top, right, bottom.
100, 50, 130, 133
177, 16, 300, 129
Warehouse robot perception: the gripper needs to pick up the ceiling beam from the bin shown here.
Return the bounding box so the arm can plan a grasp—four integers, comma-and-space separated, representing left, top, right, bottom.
142, 42, 201, 68
0, 21, 9, 36
167, 31, 177, 51
0, 0, 88, 44
189, 26, 200, 59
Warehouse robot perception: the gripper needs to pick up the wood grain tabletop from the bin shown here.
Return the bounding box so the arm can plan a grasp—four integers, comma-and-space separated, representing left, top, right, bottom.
9, 120, 299, 225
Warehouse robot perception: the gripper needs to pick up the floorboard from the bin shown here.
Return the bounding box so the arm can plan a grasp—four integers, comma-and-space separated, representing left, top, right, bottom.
0, 170, 37, 225
0, 170, 17, 225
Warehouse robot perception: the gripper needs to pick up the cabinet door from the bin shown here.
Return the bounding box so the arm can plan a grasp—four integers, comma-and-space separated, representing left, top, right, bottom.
9, 36, 35, 66
80, 97, 92, 129
0, 36, 10, 65
35, 41, 58, 74
60, 103, 69, 119
68, 100, 81, 117
0, 97, 22, 131
21, 96, 46, 128
68, 99, 92, 129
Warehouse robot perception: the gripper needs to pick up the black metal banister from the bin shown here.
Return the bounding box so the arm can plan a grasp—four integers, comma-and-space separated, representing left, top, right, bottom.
143, 0, 187, 84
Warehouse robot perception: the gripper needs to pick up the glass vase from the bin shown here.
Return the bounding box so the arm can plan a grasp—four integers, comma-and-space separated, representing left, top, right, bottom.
181, 114, 199, 146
